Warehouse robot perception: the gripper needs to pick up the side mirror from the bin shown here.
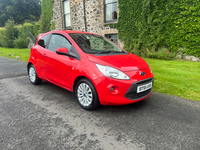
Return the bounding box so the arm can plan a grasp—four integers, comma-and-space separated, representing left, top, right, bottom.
56, 47, 69, 55
56, 46, 80, 60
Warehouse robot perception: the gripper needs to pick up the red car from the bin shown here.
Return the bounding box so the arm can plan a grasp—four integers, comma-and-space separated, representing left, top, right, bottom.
27, 30, 154, 110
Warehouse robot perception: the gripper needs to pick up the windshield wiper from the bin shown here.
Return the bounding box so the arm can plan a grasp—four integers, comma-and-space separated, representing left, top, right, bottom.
96, 50, 126, 54
110, 51, 126, 53
86, 51, 98, 54
97, 50, 111, 54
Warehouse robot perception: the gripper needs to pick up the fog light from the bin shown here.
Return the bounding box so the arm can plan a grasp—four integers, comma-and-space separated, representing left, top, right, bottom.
110, 87, 114, 92
108, 85, 120, 94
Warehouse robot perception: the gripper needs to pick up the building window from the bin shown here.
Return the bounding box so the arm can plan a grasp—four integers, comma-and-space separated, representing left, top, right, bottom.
105, 34, 118, 44
63, 0, 71, 28
104, 0, 117, 22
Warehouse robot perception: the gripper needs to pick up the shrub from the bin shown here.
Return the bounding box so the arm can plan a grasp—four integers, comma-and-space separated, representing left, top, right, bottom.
32, 22, 40, 38
146, 48, 176, 60
15, 23, 29, 48
183, 48, 200, 58
14, 22, 41, 48
0, 28, 5, 47
14, 37, 29, 48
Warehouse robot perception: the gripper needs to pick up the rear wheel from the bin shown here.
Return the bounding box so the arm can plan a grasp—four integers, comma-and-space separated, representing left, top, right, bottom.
75, 78, 100, 110
28, 64, 42, 85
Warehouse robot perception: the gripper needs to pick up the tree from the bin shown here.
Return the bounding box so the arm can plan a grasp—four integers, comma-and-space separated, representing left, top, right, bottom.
1, 19, 17, 48
0, 0, 41, 27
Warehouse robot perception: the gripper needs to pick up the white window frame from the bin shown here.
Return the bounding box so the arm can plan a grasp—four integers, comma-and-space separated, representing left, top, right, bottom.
63, 0, 71, 28
104, 0, 118, 23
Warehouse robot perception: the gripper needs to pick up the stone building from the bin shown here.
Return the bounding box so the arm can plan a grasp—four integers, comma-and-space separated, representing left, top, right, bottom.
51, 0, 123, 47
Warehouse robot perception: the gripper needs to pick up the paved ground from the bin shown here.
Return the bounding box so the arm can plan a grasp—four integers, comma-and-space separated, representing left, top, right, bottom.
0, 56, 200, 150
0, 57, 27, 79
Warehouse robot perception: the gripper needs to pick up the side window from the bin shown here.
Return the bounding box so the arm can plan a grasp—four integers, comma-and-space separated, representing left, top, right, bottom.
48, 34, 72, 52
38, 34, 51, 48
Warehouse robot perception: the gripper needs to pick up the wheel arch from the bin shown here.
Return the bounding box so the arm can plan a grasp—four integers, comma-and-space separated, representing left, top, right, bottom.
73, 76, 87, 93
73, 76, 97, 93
27, 62, 33, 74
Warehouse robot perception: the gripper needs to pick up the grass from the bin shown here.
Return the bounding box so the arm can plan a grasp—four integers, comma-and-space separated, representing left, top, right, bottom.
0, 47, 30, 62
0, 47, 199, 101
144, 58, 200, 101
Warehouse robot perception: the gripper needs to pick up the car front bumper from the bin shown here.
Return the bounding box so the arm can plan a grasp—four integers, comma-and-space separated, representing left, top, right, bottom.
94, 68, 154, 105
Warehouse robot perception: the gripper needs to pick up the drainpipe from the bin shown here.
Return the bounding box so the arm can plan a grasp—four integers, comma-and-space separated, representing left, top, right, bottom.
83, 0, 87, 32
60, 0, 63, 29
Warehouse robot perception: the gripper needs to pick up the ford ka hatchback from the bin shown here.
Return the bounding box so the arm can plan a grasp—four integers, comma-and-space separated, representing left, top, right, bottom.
27, 30, 154, 110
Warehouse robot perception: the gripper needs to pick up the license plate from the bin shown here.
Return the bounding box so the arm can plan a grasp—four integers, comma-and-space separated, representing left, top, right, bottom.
137, 82, 152, 93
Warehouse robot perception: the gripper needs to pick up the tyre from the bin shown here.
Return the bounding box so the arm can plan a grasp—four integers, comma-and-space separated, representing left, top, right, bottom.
75, 78, 100, 110
28, 64, 42, 85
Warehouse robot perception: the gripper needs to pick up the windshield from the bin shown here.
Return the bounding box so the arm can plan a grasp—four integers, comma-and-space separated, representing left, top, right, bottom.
69, 33, 126, 54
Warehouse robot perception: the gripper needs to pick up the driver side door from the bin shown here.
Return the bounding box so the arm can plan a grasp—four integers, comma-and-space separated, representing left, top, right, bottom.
44, 33, 72, 89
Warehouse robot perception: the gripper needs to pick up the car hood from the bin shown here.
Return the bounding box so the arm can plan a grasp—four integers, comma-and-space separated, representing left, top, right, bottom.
87, 53, 149, 72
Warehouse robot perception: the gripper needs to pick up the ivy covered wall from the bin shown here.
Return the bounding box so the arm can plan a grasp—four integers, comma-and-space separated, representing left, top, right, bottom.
40, 0, 54, 33
116, 0, 200, 57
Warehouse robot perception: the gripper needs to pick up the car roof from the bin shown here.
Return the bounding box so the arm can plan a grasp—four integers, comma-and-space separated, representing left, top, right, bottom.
37, 30, 100, 41
57, 30, 98, 35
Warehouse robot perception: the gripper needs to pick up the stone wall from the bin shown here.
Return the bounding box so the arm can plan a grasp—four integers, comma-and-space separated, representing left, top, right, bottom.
84, 0, 107, 33
51, 0, 63, 30
68, 0, 112, 33
70, 0, 85, 31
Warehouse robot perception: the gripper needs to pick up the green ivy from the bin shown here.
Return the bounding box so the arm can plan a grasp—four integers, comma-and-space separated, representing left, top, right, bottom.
50, 21, 55, 31
117, 0, 200, 57
40, 0, 54, 33
0, 28, 4, 47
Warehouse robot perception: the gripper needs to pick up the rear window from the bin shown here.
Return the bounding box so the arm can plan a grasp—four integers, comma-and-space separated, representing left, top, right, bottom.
37, 34, 51, 48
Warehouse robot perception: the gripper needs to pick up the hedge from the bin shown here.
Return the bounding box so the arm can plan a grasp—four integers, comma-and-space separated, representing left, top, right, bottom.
117, 0, 200, 57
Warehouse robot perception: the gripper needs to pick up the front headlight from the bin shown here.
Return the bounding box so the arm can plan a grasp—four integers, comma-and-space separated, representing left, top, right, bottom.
96, 64, 130, 80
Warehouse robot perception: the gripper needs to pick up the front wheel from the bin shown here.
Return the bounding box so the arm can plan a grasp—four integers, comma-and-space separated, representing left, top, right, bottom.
75, 78, 100, 110
28, 64, 42, 85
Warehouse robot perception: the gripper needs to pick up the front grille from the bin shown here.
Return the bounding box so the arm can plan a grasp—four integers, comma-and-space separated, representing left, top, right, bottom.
125, 78, 154, 100
125, 89, 152, 100
136, 78, 152, 85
